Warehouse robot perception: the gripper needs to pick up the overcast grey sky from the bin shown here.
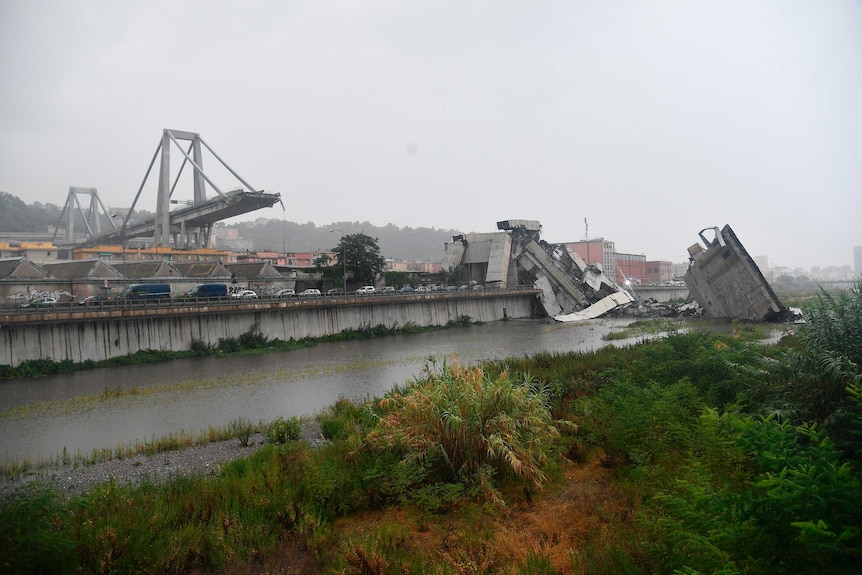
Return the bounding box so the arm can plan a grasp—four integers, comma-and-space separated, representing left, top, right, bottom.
1, 1, 860, 269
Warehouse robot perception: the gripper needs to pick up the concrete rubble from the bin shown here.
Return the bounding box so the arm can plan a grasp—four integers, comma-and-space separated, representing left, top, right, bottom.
442, 220, 635, 321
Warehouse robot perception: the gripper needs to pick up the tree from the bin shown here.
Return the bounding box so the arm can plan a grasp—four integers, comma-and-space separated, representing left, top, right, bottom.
383, 270, 411, 288
333, 233, 386, 287
312, 253, 331, 272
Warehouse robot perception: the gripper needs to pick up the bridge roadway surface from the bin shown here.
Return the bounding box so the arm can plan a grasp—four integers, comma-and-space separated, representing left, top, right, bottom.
0, 288, 542, 369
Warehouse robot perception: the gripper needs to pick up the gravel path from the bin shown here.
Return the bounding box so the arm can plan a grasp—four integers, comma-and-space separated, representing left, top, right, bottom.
1, 423, 326, 500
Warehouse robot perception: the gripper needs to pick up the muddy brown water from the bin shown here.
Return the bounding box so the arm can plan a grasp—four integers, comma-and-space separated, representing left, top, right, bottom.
0, 317, 777, 463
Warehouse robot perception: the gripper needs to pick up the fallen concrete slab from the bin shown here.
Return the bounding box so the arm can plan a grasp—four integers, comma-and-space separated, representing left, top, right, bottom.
683, 225, 793, 322
554, 291, 636, 322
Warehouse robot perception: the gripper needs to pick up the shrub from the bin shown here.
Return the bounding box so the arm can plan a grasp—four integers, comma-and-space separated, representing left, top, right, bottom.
190, 339, 213, 356
230, 417, 255, 446
367, 359, 560, 505
579, 376, 703, 468
317, 396, 377, 440
643, 410, 862, 574
238, 329, 269, 349
319, 416, 346, 440
217, 337, 241, 353
267, 416, 302, 444
0, 484, 75, 575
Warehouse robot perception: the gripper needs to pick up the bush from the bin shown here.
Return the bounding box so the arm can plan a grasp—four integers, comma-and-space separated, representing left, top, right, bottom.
0, 485, 75, 574
217, 337, 241, 353
190, 339, 213, 356
583, 378, 704, 468
317, 396, 377, 440
319, 415, 346, 440
230, 417, 255, 447
267, 417, 302, 444
368, 359, 560, 505
238, 329, 269, 349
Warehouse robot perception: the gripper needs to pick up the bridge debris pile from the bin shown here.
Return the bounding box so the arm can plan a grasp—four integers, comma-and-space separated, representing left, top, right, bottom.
683, 225, 795, 322
442, 219, 634, 321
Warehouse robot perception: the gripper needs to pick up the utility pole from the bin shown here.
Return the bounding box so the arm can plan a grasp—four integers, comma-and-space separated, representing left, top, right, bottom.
584, 218, 590, 266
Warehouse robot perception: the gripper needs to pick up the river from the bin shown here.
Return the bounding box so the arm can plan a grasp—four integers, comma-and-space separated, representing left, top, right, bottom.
0, 317, 668, 463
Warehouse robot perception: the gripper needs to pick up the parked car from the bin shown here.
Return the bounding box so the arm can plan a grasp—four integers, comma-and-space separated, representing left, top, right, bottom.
399, 286, 415, 293
445, 285, 459, 292
382, 286, 396, 294
274, 289, 296, 298
355, 286, 376, 295
300, 289, 321, 297
326, 288, 345, 296
415, 286, 429, 293
472, 284, 485, 291
231, 289, 258, 299
22, 296, 58, 308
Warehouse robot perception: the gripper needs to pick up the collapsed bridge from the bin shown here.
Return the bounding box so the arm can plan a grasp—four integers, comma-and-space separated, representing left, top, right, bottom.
442, 219, 635, 321
54, 129, 282, 251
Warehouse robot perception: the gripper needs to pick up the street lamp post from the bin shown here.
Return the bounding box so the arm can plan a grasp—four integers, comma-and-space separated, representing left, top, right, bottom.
112, 214, 127, 306
330, 229, 346, 295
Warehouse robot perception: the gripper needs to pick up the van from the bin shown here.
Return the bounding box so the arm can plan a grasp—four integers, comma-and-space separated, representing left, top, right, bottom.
183, 283, 228, 299
123, 283, 172, 300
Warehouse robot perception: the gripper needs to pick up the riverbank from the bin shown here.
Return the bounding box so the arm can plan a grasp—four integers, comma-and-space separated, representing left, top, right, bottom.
0, 422, 326, 500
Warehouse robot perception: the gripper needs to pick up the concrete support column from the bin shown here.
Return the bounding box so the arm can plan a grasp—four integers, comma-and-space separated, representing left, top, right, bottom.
156, 130, 172, 247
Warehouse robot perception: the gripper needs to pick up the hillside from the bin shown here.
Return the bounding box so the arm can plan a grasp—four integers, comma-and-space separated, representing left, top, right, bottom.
224, 219, 463, 262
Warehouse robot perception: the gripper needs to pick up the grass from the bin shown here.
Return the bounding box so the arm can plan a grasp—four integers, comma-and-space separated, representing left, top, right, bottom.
601, 318, 685, 341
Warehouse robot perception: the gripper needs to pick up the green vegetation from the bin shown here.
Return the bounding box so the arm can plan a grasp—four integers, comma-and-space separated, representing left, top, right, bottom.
601, 318, 683, 341
266, 416, 302, 444
332, 232, 387, 286
368, 359, 562, 506
2, 282, 860, 574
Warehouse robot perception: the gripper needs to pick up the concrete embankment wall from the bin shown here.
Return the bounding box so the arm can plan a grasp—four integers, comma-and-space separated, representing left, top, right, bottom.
0, 293, 536, 368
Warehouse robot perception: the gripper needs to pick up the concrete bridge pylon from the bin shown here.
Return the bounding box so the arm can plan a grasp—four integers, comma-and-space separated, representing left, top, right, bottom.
75, 129, 281, 250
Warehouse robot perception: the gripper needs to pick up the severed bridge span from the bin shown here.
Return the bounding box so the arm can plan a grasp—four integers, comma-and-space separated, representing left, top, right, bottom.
53, 129, 282, 251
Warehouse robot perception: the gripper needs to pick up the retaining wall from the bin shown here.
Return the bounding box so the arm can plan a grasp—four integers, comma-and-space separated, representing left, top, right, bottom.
0, 292, 537, 368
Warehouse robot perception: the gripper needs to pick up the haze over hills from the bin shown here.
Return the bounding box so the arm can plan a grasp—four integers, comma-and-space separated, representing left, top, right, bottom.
222, 219, 460, 262
0, 192, 461, 262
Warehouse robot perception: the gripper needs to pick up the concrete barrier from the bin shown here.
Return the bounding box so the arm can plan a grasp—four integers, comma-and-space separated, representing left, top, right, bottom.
0, 291, 538, 368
